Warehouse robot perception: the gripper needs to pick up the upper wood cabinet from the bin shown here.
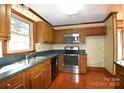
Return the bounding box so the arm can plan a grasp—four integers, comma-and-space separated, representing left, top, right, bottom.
35, 21, 53, 43
86, 26, 107, 36
54, 26, 107, 44
53, 30, 64, 44
0, 4, 11, 40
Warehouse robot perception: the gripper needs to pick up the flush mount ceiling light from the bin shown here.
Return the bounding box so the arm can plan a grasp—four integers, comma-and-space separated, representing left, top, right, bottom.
60, 4, 83, 15
23, 4, 30, 10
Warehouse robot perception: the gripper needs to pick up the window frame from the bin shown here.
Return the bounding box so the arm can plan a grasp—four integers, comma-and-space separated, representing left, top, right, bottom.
8, 14, 33, 53
117, 28, 123, 60
2, 11, 35, 56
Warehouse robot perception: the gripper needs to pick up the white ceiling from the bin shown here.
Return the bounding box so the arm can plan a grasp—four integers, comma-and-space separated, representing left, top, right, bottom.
29, 4, 123, 26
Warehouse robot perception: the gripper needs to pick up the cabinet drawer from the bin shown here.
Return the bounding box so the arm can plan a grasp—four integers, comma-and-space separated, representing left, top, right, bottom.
80, 65, 87, 68
80, 55, 87, 64
80, 63, 86, 66
116, 66, 124, 78
0, 72, 25, 89
80, 67, 87, 73
116, 65, 124, 72
31, 59, 51, 76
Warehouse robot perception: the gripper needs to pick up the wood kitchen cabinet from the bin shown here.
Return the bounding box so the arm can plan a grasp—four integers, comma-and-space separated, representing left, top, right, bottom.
0, 72, 26, 89
53, 30, 64, 44
30, 59, 51, 89
35, 21, 53, 43
80, 29, 86, 43
54, 26, 106, 44
80, 55, 87, 74
86, 26, 107, 36
30, 70, 44, 88
115, 64, 124, 89
58, 54, 63, 72
0, 59, 52, 89
0, 4, 11, 40
43, 64, 51, 88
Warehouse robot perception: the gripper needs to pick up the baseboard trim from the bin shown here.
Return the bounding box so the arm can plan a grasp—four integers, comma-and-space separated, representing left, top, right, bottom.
103, 68, 114, 77
87, 67, 113, 77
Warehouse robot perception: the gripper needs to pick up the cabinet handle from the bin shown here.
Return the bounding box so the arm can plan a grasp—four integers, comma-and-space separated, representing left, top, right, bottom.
22, 84, 25, 88
6, 84, 11, 88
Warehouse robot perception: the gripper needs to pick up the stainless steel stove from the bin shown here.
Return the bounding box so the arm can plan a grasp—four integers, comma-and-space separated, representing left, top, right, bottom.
63, 46, 80, 74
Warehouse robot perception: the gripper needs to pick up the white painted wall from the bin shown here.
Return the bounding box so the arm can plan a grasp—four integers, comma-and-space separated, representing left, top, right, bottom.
104, 15, 114, 74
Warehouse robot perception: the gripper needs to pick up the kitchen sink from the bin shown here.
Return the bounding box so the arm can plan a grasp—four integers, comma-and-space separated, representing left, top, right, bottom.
0, 62, 28, 74
0, 56, 46, 74
24, 56, 46, 64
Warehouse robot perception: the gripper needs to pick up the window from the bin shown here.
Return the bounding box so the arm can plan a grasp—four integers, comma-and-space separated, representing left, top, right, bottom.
0, 41, 2, 57
8, 15, 33, 53
117, 29, 123, 60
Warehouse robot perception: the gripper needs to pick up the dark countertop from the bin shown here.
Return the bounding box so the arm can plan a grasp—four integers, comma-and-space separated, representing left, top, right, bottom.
114, 60, 124, 68
0, 50, 87, 82
0, 53, 59, 82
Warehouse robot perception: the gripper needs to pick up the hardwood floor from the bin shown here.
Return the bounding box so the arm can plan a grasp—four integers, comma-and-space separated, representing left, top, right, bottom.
48, 68, 116, 89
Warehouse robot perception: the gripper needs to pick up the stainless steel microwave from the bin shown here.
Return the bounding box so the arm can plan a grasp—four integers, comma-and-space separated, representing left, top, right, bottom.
64, 33, 80, 44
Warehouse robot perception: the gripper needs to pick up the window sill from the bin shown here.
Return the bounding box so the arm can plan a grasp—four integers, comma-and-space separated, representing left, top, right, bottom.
3, 50, 35, 56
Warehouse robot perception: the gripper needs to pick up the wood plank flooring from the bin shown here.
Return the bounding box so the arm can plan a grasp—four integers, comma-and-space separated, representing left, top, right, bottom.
48, 68, 116, 89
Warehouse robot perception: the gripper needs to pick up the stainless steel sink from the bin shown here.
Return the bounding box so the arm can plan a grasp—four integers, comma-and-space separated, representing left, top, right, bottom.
24, 56, 46, 64
0, 56, 46, 74
0, 62, 28, 74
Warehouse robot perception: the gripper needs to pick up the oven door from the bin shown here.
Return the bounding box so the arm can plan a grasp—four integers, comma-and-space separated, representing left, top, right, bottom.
63, 54, 80, 73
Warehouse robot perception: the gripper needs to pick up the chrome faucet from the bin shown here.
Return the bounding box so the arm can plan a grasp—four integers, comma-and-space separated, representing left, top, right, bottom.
25, 52, 36, 60
25, 52, 36, 64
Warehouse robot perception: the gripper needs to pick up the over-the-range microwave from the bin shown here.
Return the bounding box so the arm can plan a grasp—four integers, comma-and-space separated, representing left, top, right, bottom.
64, 33, 80, 44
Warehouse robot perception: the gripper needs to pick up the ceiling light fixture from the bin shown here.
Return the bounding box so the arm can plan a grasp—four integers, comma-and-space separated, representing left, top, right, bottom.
60, 4, 83, 15
23, 4, 30, 10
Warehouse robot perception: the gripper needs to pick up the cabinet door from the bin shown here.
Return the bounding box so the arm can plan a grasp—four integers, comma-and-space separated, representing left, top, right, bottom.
12, 83, 25, 89
0, 5, 6, 37
0, 4, 11, 40
0, 72, 25, 89
31, 71, 44, 89
86, 26, 106, 36
43, 64, 51, 88
35, 21, 53, 43
54, 30, 64, 43
58, 55, 63, 72
35, 22, 44, 43
80, 55, 87, 74
48, 27, 53, 43
80, 29, 86, 44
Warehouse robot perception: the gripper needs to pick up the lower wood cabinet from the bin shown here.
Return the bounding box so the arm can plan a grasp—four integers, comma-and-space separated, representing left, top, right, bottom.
43, 64, 51, 88
115, 64, 124, 89
0, 72, 26, 89
0, 58, 52, 89
58, 54, 63, 72
30, 59, 51, 89
31, 70, 44, 88
80, 55, 87, 74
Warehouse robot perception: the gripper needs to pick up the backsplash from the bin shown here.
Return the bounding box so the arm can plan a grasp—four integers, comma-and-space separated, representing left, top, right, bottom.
52, 36, 105, 67
35, 43, 52, 52
0, 36, 104, 68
